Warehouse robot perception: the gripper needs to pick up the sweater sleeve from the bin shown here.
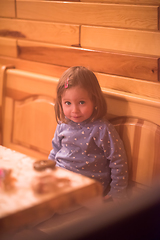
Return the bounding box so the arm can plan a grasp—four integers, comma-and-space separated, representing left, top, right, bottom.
101, 123, 128, 199
48, 124, 62, 160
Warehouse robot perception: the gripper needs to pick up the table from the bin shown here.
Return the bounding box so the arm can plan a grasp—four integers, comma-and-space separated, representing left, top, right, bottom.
0, 146, 102, 235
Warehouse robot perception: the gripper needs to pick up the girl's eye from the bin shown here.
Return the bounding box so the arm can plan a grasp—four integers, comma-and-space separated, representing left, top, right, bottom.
65, 101, 71, 105
80, 101, 85, 105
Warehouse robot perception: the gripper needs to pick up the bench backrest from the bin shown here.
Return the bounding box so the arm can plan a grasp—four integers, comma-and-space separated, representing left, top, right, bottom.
1, 67, 160, 189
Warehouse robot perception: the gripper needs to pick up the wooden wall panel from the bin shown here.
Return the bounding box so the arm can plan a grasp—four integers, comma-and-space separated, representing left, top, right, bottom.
0, 18, 80, 46
0, 37, 17, 58
81, 26, 160, 56
0, 56, 160, 100
16, 1, 159, 30
17, 40, 159, 82
81, 0, 160, 5
0, 0, 15, 18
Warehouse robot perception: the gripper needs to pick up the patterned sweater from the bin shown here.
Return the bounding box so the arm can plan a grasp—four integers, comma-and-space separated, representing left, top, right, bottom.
49, 119, 128, 199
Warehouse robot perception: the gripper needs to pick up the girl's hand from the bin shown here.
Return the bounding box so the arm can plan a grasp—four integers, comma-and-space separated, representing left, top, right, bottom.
103, 194, 112, 202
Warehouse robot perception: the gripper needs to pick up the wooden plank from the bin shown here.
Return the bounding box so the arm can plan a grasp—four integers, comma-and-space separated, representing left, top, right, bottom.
0, 56, 160, 100
0, 56, 66, 78
16, 1, 159, 30
3, 69, 58, 157
0, 65, 15, 146
96, 73, 160, 100
104, 88, 160, 126
81, 0, 160, 5
0, 37, 17, 58
81, 26, 160, 56
111, 117, 160, 186
17, 40, 159, 82
0, 18, 80, 47
0, 0, 15, 18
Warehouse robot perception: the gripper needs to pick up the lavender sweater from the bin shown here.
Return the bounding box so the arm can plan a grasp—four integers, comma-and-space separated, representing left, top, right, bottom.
49, 119, 128, 199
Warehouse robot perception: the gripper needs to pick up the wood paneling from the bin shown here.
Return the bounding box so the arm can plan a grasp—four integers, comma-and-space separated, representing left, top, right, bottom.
0, 0, 15, 18
96, 73, 160, 100
3, 69, 58, 158
81, 26, 160, 56
17, 40, 159, 82
81, 0, 160, 5
104, 88, 160, 126
111, 117, 160, 187
16, 1, 159, 30
1, 56, 160, 100
0, 56, 67, 78
0, 18, 80, 46
0, 37, 17, 58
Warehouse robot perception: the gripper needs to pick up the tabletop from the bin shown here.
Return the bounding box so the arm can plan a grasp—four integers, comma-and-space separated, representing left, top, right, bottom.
0, 146, 102, 234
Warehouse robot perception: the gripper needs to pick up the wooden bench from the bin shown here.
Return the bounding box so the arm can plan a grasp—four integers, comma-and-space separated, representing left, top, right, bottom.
1, 65, 160, 197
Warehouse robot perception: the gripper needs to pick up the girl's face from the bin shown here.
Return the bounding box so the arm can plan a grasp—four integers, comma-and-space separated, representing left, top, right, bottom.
61, 86, 94, 123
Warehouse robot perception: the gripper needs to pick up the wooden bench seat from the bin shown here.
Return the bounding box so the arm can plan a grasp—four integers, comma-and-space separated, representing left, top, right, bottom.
16, 1, 160, 30
1, 66, 160, 196
17, 40, 160, 82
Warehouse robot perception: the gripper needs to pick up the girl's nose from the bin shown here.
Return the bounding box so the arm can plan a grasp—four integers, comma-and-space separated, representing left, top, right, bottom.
72, 104, 79, 113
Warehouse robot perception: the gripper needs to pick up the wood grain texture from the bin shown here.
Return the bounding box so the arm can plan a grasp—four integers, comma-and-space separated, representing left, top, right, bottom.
16, 1, 159, 30
0, 56, 160, 100
0, 146, 102, 234
17, 40, 159, 82
0, 37, 17, 58
0, 56, 67, 78
81, 0, 160, 5
3, 69, 58, 158
104, 88, 160, 126
0, 0, 15, 18
81, 26, 160, 56
111, 117, 160, 187
0, 18, 80, 47
96, 73, 160, 100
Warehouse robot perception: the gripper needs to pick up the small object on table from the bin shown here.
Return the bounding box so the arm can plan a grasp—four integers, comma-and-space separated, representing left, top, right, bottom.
33, 160, 56, 171
0, 168, 17, 191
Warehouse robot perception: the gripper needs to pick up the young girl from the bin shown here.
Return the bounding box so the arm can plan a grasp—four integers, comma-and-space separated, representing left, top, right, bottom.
49, 66, 128, 201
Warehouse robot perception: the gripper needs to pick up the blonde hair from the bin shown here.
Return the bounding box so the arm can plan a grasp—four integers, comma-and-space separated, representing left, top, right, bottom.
55, 66, 107, 123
